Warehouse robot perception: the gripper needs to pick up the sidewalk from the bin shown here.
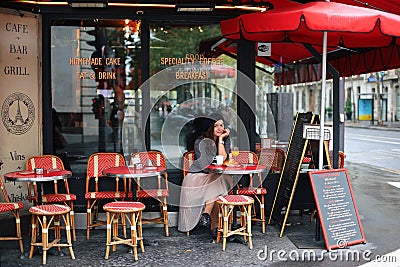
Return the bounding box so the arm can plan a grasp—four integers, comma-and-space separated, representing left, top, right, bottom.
1, 162, 399, 267
344, 120, 400, 131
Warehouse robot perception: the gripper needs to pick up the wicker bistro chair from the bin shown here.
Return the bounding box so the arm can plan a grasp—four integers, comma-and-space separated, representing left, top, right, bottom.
25, 155, 77, 241
85, 152, 127, 240
258, 148, 286, 173
228, 151, 267, 233
182, 150, 195, 178
328, 150, 345, 169
130, 151, 169, 237
0, 176, 24, 253
181, 150, 195, 236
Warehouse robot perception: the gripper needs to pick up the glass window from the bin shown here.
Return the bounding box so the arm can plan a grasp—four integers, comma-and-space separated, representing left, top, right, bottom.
51, 19, 276, 172
51, 20, 142, 173
148, 23, 238, 168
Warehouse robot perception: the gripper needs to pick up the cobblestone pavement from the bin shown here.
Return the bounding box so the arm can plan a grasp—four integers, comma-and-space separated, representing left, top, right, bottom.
1, 162, 396, 267
0, 224, 290, 267
0, 213, 371, 267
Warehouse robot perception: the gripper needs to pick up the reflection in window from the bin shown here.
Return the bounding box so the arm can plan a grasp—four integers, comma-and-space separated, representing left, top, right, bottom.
51, 20, 142, 174
148, 23, 238, 168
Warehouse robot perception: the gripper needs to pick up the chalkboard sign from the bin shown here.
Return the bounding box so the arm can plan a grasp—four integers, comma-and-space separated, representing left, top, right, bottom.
268, 112, 314, 236
309, 169, 366, 250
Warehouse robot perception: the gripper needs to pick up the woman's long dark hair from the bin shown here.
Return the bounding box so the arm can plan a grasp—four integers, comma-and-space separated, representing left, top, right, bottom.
204, 123, 216, 140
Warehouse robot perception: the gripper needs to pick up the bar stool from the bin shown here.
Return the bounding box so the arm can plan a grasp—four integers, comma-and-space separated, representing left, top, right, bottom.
103, 201, 145, 261
29, 204, 75, 265
216, 195, 254, 251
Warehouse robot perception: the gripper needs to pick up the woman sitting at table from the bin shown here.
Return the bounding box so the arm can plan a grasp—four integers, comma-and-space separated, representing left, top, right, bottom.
178, 113, 232, 236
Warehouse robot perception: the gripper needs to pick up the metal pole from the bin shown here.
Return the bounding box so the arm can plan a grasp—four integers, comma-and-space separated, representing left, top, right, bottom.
319, 31, 327, 170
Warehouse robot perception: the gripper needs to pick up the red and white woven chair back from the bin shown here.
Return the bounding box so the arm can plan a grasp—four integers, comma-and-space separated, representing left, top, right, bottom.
0, 175, 24, 212
259, 148, 286, 172
26, 155, 64, 171
0, 176, 10, 203
87, 152, 125, 178
234, 151, 259, 165
25, 155, 67, 201
131, 151, 166, 167
182, 151, 195, 177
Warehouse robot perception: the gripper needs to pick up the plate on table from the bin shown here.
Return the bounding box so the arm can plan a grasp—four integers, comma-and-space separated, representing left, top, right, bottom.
211, 163, 224, 166
241, 164, 256, 167
223, 163, 241, 168
144, 166, 157, 170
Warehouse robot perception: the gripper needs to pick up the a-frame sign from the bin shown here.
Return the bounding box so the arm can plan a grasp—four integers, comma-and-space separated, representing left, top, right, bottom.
268, 112, 330, 237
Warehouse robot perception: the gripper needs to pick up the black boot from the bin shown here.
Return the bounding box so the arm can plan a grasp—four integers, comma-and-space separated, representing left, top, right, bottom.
198, 213, 211, 229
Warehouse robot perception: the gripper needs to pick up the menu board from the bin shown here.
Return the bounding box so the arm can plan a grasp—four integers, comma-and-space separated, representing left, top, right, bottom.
308, 169, 366, 250
268, 112, 314, 236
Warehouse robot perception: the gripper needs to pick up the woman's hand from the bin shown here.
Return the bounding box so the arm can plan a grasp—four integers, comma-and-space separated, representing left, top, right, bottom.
220, 128, 230, 139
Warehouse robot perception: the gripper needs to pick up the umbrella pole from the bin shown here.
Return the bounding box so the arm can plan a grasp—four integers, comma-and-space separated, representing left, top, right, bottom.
319, 31, 328, 170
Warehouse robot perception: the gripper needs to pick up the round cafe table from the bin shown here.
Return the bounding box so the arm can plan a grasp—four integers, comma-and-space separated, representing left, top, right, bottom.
103, 166, 166, 179
4, 169, 72, 205
102, 165, 167, 201
206, 164, 267, 176
207, 164, 267, 194
206, 163, 267, 198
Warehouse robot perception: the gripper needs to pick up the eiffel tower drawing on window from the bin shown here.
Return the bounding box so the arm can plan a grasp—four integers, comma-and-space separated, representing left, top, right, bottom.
14, 99, 25, 125
2, 92, 35, 135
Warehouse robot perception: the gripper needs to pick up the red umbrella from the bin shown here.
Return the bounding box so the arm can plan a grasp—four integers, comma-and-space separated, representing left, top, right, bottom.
221, 2, 400, 47
263, 0, 400, 17
211, 39, 340, 85
214, 39, 400, 85
220, 1, 400, 170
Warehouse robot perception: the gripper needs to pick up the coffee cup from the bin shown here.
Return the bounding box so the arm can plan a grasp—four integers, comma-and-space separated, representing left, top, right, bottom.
131, 157, 140, 165
35, 168, 44, 175
214, 155, 224, 166
134, 163, 144, 170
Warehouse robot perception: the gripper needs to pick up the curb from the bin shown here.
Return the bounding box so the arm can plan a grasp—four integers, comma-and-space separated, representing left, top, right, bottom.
345, 123, 400, 131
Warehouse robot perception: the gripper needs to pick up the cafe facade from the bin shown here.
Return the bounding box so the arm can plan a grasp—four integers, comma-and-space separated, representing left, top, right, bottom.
0, 1, 276, 225
4, 0, 397, 229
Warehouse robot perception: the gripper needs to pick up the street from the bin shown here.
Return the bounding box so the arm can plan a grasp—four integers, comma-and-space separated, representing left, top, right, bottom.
344, 126, 400, 266
344, 127, 400, 173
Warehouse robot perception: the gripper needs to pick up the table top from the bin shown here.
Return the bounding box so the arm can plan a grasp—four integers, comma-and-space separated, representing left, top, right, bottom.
103, 166, 167, 178
206, 164, 267, 175
4, 169, 72, 182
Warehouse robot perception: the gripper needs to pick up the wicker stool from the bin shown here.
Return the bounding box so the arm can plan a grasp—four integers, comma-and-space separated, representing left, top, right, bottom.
29, 204, 75, 265
103, 201, 145, 261
216, 195, 254, 251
